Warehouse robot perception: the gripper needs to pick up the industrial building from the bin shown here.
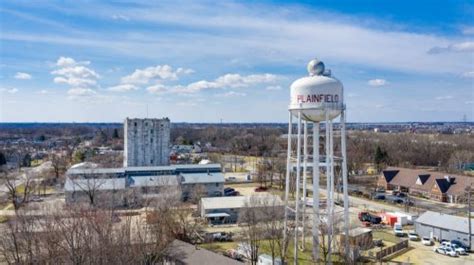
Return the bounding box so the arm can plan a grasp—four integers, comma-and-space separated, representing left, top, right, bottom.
377, 167, 473, 203
65, 163, 224, 207
124, 117, 170, 167
414, 211, 473, 251
200, 194, 284, 224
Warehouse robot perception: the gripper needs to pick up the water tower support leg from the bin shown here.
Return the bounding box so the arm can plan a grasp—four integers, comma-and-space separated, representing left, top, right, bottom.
341, 110, 350, 258
301, 121, 308, 249
294, 111, 302, 265
312, 122, 320, 262
325, 111, 332, 264
283, 111, 293, 257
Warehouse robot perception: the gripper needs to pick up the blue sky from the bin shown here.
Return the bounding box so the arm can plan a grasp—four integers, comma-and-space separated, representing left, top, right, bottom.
0, 0, 473, 122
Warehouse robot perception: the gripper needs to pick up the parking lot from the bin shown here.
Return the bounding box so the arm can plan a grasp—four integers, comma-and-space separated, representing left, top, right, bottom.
390, 240, 474, 264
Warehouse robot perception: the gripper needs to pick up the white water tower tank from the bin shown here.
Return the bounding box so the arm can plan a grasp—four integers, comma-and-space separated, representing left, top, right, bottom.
289, 59, 344, 121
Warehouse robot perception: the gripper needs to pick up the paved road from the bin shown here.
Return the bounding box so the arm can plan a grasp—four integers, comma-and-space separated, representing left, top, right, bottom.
304, 184, 467, 216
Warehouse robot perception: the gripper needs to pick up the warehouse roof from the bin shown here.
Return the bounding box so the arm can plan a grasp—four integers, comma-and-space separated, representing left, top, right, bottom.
180, 172, 225, 184
201, 195, 283, 210
65, 177, 126, 191
415, 211, 474, 234
129, 175, 178, 187
165, 239, 243, 265
67, 164, 221, 175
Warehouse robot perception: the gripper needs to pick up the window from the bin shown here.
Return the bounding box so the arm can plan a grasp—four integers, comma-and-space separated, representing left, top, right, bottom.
150, 159, 153, 164
145, 122, 148, 126
151, 138, 153, 143
151, 129, 154, 134
134, 122, 137, 126
216, 183, 219, 187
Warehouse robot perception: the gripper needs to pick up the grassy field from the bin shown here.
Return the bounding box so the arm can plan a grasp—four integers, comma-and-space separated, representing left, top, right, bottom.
200, 239, 342, 264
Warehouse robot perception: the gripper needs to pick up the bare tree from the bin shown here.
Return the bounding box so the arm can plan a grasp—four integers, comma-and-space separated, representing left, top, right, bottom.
1, 169, 34, 210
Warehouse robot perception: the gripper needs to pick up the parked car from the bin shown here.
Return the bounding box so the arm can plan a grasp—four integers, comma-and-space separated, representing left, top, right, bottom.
396, 192, 407, 198
358, 212, 382, 224
434, 246, 458, 257
451, 240, 470, 252
224, 187, 235, 193
255, 186, 268, 192
393, 223, 405, 237
225, 191, 240, 196
441, 242, 466, 255
373, 194, 385, 200
408, 231, 419, 241
421, 237, 433, 246
212, 232, 233, 242
226, 176, 237, 182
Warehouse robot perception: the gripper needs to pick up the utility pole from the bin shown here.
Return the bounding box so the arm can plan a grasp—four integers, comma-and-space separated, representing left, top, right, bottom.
467, 185, 472, 252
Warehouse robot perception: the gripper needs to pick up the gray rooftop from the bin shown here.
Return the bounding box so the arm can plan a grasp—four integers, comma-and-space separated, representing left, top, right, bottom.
415, 211, 474, 234
180, 172, 225, 184
67, 163, 221, 175
65, 177, 126, 192
129, 175, 178, 187
165, 239, 242, 265
201, 194, 283, 210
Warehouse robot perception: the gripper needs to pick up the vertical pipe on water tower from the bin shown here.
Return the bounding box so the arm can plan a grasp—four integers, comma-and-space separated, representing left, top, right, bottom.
312, 122, 320, 262
283, 112, 293, 256
301, 121, 308, 249
341, 110, 350, 257
294, 110, 302, 265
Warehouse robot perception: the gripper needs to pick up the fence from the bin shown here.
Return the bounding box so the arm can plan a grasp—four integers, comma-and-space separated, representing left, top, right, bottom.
369, 239, 409, 260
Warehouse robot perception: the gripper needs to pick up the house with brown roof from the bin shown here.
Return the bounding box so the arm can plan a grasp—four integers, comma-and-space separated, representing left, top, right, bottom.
377, 167, 473, 203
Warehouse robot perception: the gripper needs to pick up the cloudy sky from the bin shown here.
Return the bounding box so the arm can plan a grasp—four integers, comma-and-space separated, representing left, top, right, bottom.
0, 0, 473, 122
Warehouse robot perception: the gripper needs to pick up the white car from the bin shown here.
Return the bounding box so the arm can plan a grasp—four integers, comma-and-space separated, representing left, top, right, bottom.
421, 237, 433, 246
434, 246, 458, 257
441, 242, 466, 255
408, 232, 419, 241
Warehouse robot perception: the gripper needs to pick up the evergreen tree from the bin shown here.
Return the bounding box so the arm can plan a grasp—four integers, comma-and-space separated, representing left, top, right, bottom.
0, 152, 6, 166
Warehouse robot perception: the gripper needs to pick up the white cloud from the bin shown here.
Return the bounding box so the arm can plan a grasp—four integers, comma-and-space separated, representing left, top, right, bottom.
121, 65, 193, 84
266, 85, 282, 91
67, 88, 97, 97
108, 84, 139, 92
37, 90, 49, 94
0, 88, 19, 94
112, 14, 130, 21
435, 95, 454, 100
146, 84, 168, 95
56, 56, 90, 67
428, 41, 474, 54
216, 91, 247, 97
368, 79, 388, 87
14, 72, 32, 80
462, 71, 474, 78
51, 57, 99, 95
175, 73, 278, 93
465, 100, 474, 104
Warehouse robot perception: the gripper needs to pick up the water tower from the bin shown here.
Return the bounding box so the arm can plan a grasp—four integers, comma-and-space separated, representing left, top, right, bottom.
282, 59, 350, 264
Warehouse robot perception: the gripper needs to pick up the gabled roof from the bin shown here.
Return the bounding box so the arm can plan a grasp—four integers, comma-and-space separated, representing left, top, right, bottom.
382, 167, 473, 196
434, 178, 451, 193
382, 170, 399, 183
417, 174, 430, 185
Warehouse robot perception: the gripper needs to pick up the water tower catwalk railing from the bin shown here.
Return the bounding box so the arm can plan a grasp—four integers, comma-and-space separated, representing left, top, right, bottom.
282, 62, 350, 265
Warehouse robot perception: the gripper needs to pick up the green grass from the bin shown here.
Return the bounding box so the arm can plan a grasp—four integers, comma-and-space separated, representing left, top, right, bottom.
200, 239, 341, 264
373, 230, 401, 244
0, 216, 8, 223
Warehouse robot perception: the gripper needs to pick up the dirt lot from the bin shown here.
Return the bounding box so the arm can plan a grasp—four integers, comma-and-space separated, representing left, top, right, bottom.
389, 240, 474, 265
